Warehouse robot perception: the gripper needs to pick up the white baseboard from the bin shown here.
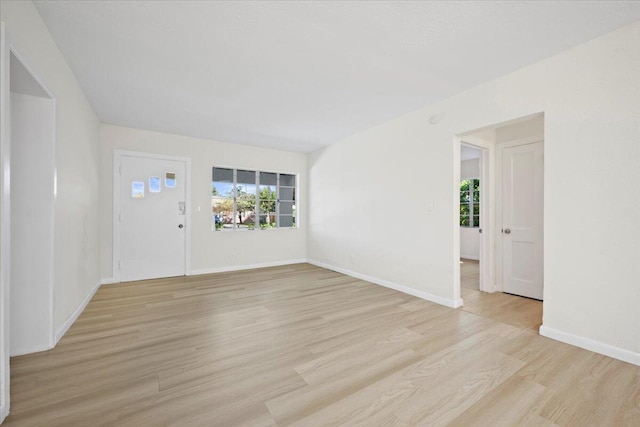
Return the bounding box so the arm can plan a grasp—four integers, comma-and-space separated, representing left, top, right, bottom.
540, 325, 640, 367
189, 259, 308, 276
9, 342, 51, 357
0, 403, 8, 425
460, 254, 479, 261
55, 280, 101, 345
307, 259, 463, 309
100, 277, 116, 285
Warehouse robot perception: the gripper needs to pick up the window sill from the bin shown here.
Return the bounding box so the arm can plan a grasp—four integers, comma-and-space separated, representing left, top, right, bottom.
211, 227, 299, 233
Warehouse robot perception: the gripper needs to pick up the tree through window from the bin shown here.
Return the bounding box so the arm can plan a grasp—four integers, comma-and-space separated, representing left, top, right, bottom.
460, 179, 480, 227
212, 168, 297, 231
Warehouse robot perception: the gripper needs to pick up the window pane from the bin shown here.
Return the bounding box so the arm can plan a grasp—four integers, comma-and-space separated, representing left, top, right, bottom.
212, 188, 234, 231
460, 180, 470, 203
237, 183, 256, 196
280, 201, 294, 215
259, 197, 276, 215
259, 184, 276, 203
472, 178, 480, 226
236, 183, 256, 229
237, 169, 256, 184
211, 167, 297, 231
279, 215, 294, 227
260, 172, 277, 186
460, 179, 479, 227
260, 214, 276, 229
280, 174, 295, 186
279, 187, 295, 201
212, 167, 233, 182
212, 181, 234, 198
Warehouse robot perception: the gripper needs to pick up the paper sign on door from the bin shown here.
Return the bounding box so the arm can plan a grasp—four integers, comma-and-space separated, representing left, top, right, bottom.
166, 172, 176, 188
149, 177, 161, 193
132, 181, 144, 199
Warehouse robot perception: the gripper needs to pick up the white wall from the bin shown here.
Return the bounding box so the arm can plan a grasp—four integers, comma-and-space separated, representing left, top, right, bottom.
308, 22, 640, 361
496, 114, 544, 144
460, 227, 479, 260
460, 158, 479, 179
1, 1, 101, 419
100, 124, 307, 280
1, 0, 101, 331
9, 92, 54, 356
0, 21, 10, 422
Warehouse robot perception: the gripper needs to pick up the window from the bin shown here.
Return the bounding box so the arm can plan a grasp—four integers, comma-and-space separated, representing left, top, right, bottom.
460, 179, 480, 227
212, 167, 297, 231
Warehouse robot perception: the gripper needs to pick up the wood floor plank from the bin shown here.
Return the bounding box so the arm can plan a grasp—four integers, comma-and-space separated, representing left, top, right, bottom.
4, 262, 639, 426
448, 375, 555, 427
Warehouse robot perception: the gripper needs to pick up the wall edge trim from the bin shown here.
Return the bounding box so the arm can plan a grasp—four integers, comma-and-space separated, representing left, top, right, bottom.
308, 259, 463, 309
540, 325, 640, 366
54, 280, 101, 345
0, 404, 7, 425
190, 259, 308, 276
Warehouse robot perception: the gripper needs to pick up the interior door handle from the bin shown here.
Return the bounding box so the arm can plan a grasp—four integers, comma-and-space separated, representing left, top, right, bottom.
178, 224, 184, 229
503, 228, 511, 234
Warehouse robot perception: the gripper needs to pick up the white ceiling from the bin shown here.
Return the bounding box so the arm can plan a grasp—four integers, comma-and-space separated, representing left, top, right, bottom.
34, 1, 640, 152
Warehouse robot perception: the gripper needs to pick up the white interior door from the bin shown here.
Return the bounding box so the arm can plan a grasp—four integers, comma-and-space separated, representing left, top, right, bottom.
502, 141, 544, 300
118, 153, 187, 282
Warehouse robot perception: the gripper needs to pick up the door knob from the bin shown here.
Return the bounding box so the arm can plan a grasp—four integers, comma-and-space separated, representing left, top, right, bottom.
178, 224, 184, 229
503, 228, 511, 234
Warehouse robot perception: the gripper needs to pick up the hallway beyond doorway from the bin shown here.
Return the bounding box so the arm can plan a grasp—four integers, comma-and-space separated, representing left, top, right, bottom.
460, 259, 542, 332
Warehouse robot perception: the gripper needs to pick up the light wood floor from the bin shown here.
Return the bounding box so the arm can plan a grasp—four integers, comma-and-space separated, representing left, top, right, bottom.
4, 263, 639, 426
460, 259, 543, 332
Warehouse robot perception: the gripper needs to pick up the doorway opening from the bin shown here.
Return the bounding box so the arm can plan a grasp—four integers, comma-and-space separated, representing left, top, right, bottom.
459, 144, 483, 293
0, 37, 57, 423
8, 51, 56, 355
454, 113, 544, 332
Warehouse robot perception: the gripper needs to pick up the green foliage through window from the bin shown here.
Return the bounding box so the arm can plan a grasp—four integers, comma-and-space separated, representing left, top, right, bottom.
211, 168, 296, 231
460, 179, 480, 227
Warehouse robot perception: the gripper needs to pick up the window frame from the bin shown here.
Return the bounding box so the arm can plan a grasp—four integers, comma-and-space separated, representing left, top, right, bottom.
460, 178, 480, 228
211, 166, 298, 232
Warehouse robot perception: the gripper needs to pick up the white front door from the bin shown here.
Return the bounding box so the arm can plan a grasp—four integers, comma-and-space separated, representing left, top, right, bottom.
117, 153, 187, 282
502, 141, 544, 300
